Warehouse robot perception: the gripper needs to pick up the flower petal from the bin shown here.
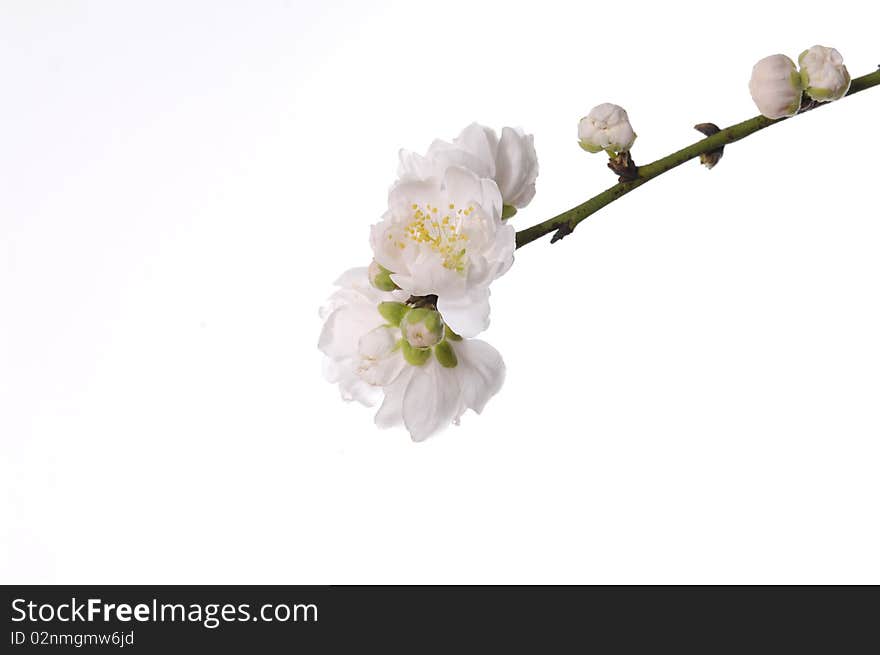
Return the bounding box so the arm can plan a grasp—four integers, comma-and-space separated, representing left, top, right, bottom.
323, 356, 382, 407
402, 360, 461, 441
436, 288, 491, 338
454, 339, 505, 414
318, 307, 360, 358
375, 366, 414, 429
397, 149, 439, 180
495, 127, 538, 208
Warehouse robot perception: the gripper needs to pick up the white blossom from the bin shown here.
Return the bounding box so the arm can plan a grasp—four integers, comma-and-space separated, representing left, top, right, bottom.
319, 267, 506, 441
577, 103, 637, 154
370, 166, 515, 338
318, 267, 407, 406
748, 54, 803, 119
798, 45, 851, 102
398, 123, 539, 211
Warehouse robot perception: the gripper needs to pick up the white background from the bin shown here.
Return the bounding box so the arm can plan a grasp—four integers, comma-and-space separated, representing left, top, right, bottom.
2, 0, 879, 583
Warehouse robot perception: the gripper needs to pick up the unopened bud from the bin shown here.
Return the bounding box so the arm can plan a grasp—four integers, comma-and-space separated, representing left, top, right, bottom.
400, 307, 444, 348
749, 54, 803, 119
368, 259, 399, 292
798, 45, 850, 102
578, 103, 637, 155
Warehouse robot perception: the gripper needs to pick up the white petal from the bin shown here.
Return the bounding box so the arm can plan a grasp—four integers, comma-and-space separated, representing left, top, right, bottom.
437, 289, 491, 338
402, 360, 461, 441
374, 366, 414, 429
355, 326, 406, 387
318, 307, 363, 359
450, 123, 498, 173
358, 326, 397, 359
481, 220, 516, 276
359, 349, 407, 387
333, 266, 369, 289
324, 356, 382, 407
454, 339, 505, 414
443, 165, 484, 206
479, 177, 504, 221
495, 127, 538, 208
397, 149, 439, 180
427, 141, 493, 180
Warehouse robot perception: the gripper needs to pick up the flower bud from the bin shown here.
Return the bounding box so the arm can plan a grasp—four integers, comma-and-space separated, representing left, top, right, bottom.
400, 307, 444, 348
748, 54, 803, 119
798, 45, 850, 101
368, 259, 399, 292
578, 103, 637, 155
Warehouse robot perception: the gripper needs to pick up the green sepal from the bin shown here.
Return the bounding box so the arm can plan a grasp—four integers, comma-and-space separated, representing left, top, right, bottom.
444, 325, 463, 341
434, 340, 458, 368
404, 307, 430, 326
805, 85, 833, 100
377, 301, 408, 327
501, 204, 517, 220
370, 263, 399, 292
401, 339, 431, 366
578, 140, 603, 154
423, 310, 444, 335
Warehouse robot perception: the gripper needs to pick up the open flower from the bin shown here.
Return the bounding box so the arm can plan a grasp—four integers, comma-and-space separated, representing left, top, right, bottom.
318, 267, 408, 405
578, 103, 637, 154
319, 267, 506, 441
748, 54, 803, 119
370, 166, 515, 338
398, 122, 539, 213
798, 45, 851, 101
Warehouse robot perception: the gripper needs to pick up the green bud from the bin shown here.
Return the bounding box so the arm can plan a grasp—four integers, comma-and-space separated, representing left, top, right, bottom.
400, 307, 444, 348
401, 339, 431, 366
434, 340, 458, 368
501, 204, 517, 220
377, 301, 408, 327
368, 259, 399, 292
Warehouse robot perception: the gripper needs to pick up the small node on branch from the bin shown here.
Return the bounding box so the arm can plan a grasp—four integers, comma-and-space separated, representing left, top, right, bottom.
550, 223, 573, 244
607, 150, 639, 182
796, 93, 822, 114
694, 123, 725, 169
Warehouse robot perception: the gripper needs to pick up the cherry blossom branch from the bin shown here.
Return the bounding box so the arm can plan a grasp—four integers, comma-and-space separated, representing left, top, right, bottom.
515, 67, 880, 249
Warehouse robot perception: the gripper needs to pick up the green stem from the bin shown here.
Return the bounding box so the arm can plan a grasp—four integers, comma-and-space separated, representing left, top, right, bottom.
515, 68, 880, 249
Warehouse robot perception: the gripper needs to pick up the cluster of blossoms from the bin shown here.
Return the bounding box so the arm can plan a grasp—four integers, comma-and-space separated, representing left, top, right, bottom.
749, 45, 851, 119
319, 124, 538, 440
320, 44, 862, 442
